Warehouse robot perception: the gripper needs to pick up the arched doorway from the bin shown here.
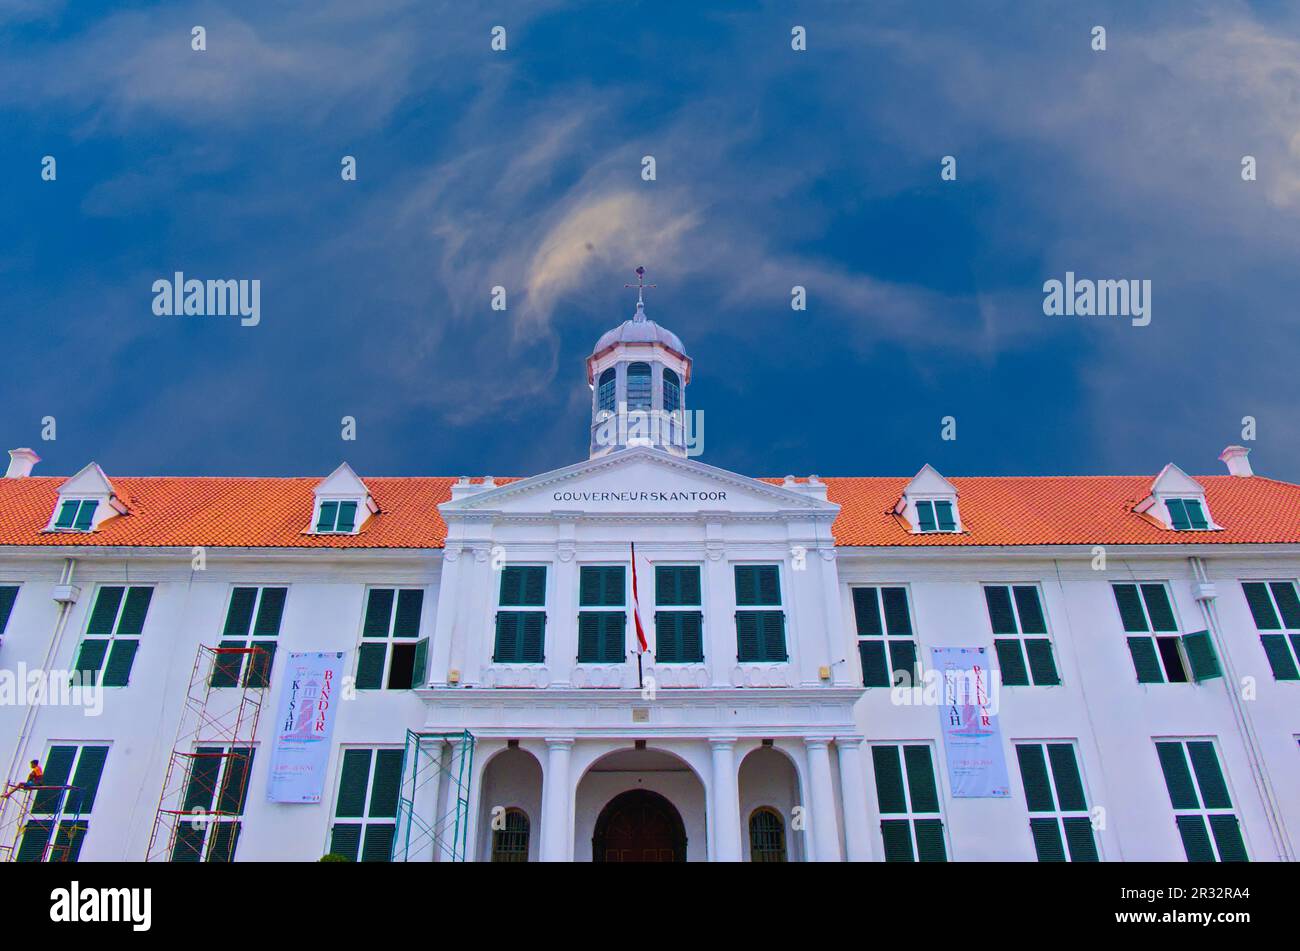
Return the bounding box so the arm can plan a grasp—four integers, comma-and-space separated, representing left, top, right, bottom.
592, 789, 687, 862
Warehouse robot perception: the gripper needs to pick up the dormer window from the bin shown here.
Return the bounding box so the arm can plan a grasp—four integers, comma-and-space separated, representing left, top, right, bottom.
1166, 498, 1209, 531
316, 500, 358, 534
53, 499, 98, 532
915, 499, 956, 533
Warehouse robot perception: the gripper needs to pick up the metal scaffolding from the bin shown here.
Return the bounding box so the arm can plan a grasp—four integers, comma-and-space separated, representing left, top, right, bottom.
393, 729, 475, 862
0, 783, 86, 862
145, 643, 268, 862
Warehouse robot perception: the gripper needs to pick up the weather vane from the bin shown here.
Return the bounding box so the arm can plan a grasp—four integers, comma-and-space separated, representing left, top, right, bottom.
624, 265, 656, 308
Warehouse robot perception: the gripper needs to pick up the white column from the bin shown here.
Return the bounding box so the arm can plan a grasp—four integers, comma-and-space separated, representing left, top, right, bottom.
804, 737, 842, 861
835, 736, 873, 862
710, 737, 743, 861
540, 738, 574, 862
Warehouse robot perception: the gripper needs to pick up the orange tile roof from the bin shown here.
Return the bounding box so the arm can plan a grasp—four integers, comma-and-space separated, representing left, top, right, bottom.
0, 473, 1296, 550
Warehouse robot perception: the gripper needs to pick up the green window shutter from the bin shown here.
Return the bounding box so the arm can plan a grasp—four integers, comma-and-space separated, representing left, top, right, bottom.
330, 824, 361, 861
984, 587, 1017, 635
67, 746, 109, 814
1013, 586, 1047, 634
1259, 635, 1300, 680
734, 566, 761, 605
72, 639, 109, 681
72, 500, 97, 531
1127, 637, 1164, 684
223, 587, 257, 637
0, 585, 17, 633
934, 501, 956, 532
872, 746, 907, 814
521, 612, 546, 662
1029, 818, 1066, 862
1167, 498, 1191, 530
170, 823, 205, 863
916, 501, 937, 532
995, 639, 1029, 686
217, 748, 255, 814
369, 750, 404, 818
500, 566, 546, 606
757, 566, 780, 605
1024, 639, 1060, 685
1270, 581, 1300, 628
522, 567, 546, 606
17, 820, 54, 862
1047, 744, 1087, 811
1184, 499, 1208, 530
54, 820, 89, 863
903, 745, 940, 812
881, 587, 912, 636
1141, 584, 1177, 631
1112, 584, 1148, 632
356, 643, 386, 688
499, 567, 523, 605
411, 637, 430, 687
913, 819, 947, 862
116, 587, 153, 636
602, 613, 627, 662
1062, 817, 1100, 861
1186, 742, 1231, 809
760, 611, 788, 661
32, 746, 77, 815
183, 749, 223, 813
253, 587, 287, 636
316, 500, 339, 532
54, 500, 79, 529
1242, 582, 1281, 629
1208, 815, 1248, 862
679, 567, 701, 605
1015, 744, 1055, 812
335, 750, 372, 817
336, 501, 357, 532
211, 641, 245, 688
580, 567, 624, 607
361, 824, 395, 862
655, 612, 680, 662
1182, 631, 1222, 682
577, 613, 601, 662
101, 639, 139, 687
655, 566, 680, 605
87, 587, 124, 636
206, 821, 241, 862
879, 819, 915, 861
246, 641, 276, 688
393, 589, 424, 637
1176, 815, 1215, 862
363, 589, 394, 637
859, 641, 889, 687
853, 588, 883, 636
603, 567, 626, 605
1156, 742, 1199, 809
888, 639, 917, 686
678, 611, 703, 662
736, 611, 760, 662
494, 613, 519, 663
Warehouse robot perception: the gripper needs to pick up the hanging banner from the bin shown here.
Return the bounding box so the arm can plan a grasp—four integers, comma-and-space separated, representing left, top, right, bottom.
266, 651, 346, 803
931, 646, 1011, 798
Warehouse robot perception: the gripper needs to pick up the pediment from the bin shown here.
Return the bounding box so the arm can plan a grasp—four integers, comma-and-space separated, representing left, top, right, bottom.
1150, 463, 1204, 497
316, 462, 369, 498
60, 462, 116, 498
440, 448, 838, 518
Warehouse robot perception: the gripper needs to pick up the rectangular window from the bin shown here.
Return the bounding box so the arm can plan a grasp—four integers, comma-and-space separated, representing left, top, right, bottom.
494, 566, 546, 664
915, 500, 956, 533
212, 586, 286, 688
1112, 583, 1221, 684
16, 744, 108, 863
1154, 739, 1248, 862
853, 586, 917, 687
170, 746, 255, 863
655, 565, 703, 664
1014, 741, 1099, 862
53, 499, 98, 532
734, 565, 786, 663
329, 747, 404, 862
1241, 581, 1300, 681
577, 565, 627, 663
72, 586, 153, 687
0, 585, 18, 636
984, 585, 1060, 686
871, 743, 947, 862
1166, 498, 1209, 531
316, 500, 358, 533
356, 588, 428, 689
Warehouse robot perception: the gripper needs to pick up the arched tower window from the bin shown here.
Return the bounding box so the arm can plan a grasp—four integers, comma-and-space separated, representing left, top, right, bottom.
748, 807, 787, 862
626, 362, 652, 411
663, 367, 680, 413
491, 808, 530, 862
597, 368, 616, 413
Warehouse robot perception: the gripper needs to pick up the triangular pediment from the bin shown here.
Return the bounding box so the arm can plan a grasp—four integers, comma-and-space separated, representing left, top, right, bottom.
1150, 463, 1204, 497
316, 462, 369, 498
60, 462, 116, 498
440, 447, 838, 517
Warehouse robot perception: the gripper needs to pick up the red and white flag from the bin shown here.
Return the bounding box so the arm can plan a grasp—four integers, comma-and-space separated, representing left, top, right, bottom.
630, 542, 649, 654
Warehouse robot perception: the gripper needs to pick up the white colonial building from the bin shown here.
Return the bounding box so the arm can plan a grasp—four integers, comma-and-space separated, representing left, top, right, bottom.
0, 289, 1296, 863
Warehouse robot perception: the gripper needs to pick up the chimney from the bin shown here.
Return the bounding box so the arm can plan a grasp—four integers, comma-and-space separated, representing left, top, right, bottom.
1219, 445, 1253, 478
5, 448, 39, 478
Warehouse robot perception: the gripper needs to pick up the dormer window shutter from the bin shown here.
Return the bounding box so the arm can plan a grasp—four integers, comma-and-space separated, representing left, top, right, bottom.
934, 500, 956, 532
916, 502, 937, 532
336, 501, 357, 533
317, 501, 339, 532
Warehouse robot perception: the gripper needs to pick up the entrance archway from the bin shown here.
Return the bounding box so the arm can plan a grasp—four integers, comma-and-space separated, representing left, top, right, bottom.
592, 789, 687, 862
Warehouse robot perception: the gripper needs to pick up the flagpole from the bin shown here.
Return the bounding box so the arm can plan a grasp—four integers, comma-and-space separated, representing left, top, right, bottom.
631, 541, 645, 690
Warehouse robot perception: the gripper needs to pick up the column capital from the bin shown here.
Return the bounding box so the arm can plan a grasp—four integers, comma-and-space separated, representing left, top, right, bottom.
834, 735, 865, 748
544, 737, 575, 750
709, 736, 739, 750
803, 736, 835, 750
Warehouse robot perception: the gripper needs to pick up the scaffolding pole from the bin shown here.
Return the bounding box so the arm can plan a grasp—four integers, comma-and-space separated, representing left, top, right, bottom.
393, 729, 475, 862
0, 783, 85, 862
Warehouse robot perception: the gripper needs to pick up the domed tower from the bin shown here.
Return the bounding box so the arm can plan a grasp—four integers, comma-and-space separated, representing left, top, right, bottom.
587, 267, 692, 458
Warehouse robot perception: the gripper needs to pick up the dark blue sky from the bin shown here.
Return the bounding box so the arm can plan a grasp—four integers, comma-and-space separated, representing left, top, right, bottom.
4, 1, 1299, 481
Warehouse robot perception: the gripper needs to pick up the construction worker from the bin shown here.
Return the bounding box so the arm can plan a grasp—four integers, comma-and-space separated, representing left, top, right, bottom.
1, 760, 42, 800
